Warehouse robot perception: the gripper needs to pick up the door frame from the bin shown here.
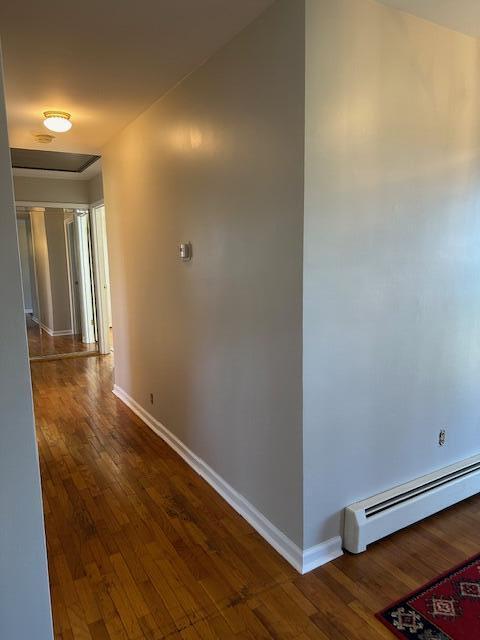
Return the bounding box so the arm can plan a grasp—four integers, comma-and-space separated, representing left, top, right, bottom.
90, 201, 111, 355
74, 211, 96, 345
64, 215, 79, 335
27, 207, 44, 329
17, 202, 102, 361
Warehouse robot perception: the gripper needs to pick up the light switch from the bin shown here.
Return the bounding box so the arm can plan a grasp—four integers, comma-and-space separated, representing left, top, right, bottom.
179, 242, 192, 261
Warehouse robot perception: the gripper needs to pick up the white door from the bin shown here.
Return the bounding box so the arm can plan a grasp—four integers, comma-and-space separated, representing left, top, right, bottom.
74, 212, 96, 344
91, 204, 113, 355
65, 219, 81, 334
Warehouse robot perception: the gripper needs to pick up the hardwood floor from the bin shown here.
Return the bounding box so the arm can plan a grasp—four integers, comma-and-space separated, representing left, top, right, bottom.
31, 355, 480, 639
27, 314, 97, 358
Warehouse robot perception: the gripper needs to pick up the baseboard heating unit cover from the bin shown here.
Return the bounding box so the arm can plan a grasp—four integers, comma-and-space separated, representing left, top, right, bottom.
344, 454, 480, 553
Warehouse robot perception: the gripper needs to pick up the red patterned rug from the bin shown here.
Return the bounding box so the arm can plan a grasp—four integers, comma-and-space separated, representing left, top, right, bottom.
377, 553, 480, 639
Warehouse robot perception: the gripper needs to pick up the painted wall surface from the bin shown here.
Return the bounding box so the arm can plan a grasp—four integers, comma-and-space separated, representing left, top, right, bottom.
304, 0, 480, 547
17, 218, 33, 311
0, 53, 53, 639
13, 175, 89, 204
30, 210, 73, 333
31, 210, 54, 331
44, 211, 72, 332
26, 216, 39, 320
103, 0, 305, 545
88, 172, 104, 203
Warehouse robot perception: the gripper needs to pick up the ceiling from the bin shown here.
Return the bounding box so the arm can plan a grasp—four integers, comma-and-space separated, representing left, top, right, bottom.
377, 0, 480, 38
0, 0, 272, 155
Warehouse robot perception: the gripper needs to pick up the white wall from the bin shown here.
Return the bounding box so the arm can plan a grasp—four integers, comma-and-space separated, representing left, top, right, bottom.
99, 0, 480, 562
303, 0, 480, 547
0, 51, 53, 639
103, 0, 305, 546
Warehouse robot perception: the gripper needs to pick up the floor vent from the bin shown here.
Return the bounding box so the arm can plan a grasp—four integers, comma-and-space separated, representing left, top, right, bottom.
344, 454, 480, 553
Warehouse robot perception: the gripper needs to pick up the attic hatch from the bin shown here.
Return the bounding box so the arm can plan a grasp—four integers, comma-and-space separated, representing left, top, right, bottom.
11, 148, 99, 173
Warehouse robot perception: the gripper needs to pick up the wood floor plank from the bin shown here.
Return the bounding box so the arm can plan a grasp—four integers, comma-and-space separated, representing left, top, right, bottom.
31, 355, 480, 639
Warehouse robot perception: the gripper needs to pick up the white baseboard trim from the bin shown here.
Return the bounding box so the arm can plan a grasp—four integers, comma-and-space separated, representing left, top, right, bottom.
302, 536, 344, 574
112, 384, 343, 574
39, 321, 73, 337
40, 322, 54, 336
53, 329, 74, 337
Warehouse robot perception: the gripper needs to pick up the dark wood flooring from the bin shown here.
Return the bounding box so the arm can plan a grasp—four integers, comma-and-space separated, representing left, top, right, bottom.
27, 314, 97, 358
31, 355, 480, 639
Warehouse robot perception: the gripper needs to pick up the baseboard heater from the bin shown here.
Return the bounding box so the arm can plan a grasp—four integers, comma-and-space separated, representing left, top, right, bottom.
344, 454, 480, 553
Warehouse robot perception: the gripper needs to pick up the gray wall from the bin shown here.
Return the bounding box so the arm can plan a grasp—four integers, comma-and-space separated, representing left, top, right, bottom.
44, 211, 72, 332
13, 175, 89, 204
26, 216, 39, 320
103, 0, 305, 545
31, 210, 54, 331
17, 218, 33, 311
88, 172, 104, 203
0, 51, 53, 639
30, 210, 73, 334
303, 0, 480, 547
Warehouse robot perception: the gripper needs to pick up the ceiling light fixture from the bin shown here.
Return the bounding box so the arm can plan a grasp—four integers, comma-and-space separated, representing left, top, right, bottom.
43, 110, 72, 133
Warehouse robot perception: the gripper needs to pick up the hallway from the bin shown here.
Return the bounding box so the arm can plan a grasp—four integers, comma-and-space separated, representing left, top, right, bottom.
31, 356, 480, 640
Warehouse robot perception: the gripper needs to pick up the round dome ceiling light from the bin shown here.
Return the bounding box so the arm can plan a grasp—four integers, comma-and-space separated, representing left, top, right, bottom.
43, 111, 72, 133
35, 133, 55, 144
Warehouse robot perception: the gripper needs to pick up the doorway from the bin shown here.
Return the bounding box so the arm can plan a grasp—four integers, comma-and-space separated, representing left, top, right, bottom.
16, 205, 105, 360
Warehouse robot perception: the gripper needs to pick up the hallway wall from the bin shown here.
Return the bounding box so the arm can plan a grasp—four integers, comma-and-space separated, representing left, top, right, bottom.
31, 209, 54, 331
103, 0, 305, 547
88, 172, 104, 203
44, 211, 72, 333
13, 175, 89, 204
303, 0, 480, 548
17, 217, 34, 311
0, 53, 53, 639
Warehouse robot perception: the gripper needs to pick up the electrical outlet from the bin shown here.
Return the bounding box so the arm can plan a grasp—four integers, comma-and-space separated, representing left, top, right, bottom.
150, 393, 154, 405
438, 429, 446, 447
